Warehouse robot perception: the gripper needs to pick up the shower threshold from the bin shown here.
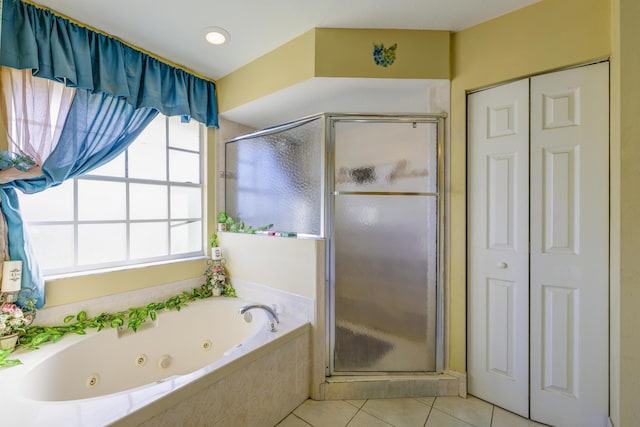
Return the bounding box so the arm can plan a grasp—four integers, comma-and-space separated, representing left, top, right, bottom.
322, 373, 460, 400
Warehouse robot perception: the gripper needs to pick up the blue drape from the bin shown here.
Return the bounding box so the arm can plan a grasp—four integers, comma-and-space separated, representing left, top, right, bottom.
43, 90, 158, 183
1, 89, 158, 307
0, 0, 218, 127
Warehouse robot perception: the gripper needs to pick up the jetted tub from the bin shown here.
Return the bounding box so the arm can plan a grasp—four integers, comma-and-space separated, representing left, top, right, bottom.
0, 297, 311, 426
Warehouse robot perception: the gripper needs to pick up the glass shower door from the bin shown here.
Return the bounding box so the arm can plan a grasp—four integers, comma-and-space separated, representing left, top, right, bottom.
331, 118, 440, 373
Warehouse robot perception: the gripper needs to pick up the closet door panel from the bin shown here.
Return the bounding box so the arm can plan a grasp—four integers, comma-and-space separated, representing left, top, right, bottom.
467, 78, 530, 418
530, 62, 609, 427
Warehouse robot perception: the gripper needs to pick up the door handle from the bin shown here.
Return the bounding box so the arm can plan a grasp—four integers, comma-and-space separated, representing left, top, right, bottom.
497, 262, 508, 269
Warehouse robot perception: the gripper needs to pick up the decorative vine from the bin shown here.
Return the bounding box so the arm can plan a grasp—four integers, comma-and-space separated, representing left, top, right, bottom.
19, 281, 221, 352
216, 211, 272, 235
0, 349, 21, 367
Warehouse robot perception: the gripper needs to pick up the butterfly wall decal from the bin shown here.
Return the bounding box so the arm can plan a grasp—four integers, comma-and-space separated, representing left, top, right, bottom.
373, 43, 397, 67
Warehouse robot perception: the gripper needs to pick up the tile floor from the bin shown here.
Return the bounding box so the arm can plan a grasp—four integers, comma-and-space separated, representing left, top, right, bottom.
277, 395, 550, 427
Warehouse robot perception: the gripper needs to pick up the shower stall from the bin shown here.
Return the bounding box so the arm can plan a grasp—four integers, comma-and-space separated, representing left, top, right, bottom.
225, 113, 446, 375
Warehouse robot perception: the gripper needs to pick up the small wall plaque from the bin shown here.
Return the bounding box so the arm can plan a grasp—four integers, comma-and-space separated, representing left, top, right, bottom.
1, 260, 22, 293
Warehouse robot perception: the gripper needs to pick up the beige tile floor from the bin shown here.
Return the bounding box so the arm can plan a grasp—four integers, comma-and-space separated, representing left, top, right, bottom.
277, 395, 550, 427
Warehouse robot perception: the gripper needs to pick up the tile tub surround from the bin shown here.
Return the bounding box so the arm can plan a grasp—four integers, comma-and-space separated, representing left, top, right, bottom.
231, 278, 315, 323
123, 325, 311, 427
231, 278, 327, 400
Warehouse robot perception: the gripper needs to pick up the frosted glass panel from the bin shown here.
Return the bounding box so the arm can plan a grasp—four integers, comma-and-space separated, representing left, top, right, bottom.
19, 180, 73, 221
130, 184, 168, 220
78, 180, 126, 221
130, 222, 169, 258
334, 194, 438, 372
171, 186, 202, 218
225, 117, 322, 235
171, 220, 202, 254
334, 121, 438, 193
78, 224, 126, 265
168, 116, 200, 151
28, 225, 74, 270
129, 115, 166, 181
169, 150, 200, 183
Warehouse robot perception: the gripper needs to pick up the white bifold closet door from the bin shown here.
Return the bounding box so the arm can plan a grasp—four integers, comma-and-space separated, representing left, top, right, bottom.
468, 78, 530, 417
468, 62, 609, 426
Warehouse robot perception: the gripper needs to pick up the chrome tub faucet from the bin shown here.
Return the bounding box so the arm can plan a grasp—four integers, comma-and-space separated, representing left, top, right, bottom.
239, 304, 280, 332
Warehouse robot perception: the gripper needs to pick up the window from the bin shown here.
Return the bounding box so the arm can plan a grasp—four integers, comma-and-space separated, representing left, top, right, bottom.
18, 114, 205, 275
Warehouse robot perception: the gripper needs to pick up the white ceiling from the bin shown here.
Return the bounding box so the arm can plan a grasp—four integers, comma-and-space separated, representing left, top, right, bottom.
31, 0, 541, 128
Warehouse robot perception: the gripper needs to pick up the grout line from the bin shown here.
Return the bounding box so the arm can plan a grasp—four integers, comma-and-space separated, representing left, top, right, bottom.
292, 413, 314, 426
344, 399, 366, 409
344, 406, 361, 427
424, 403, 434, 427
412, 396, 434, 408
427, 406, 477, 427
490, 404, 495, 427
357, 404, 395, 427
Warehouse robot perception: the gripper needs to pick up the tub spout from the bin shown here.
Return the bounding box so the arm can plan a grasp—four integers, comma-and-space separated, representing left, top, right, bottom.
239, 304, 280, 332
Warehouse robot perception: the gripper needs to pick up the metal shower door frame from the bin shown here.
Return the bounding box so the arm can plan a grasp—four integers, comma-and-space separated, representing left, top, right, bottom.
325, 113, 446, 376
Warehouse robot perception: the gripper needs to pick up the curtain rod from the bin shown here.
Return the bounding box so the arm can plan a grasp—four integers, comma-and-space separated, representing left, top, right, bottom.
21, 0, 217, 84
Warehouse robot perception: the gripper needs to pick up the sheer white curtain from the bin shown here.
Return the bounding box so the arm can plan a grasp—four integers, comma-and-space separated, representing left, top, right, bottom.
0, 66, 75, 182
0, 66, 75, 284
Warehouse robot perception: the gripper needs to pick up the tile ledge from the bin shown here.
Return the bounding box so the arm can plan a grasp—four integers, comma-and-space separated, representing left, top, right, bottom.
322, 373, 459, 400
326, 373, 455, 383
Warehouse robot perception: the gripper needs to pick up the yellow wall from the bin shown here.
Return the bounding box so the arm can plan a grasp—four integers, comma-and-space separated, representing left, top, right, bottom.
44, 259, 206, 306
449, 0, 610, 373
314, 28, 449, 79
217, 29, 317, 113
610, 1, 621, 422
218, 232, 323, 299
611, 0, 640, 424
217, 28, 450, 114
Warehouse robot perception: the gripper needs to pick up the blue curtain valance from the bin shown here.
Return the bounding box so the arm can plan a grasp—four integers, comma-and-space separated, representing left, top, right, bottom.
0, 0, 218, 127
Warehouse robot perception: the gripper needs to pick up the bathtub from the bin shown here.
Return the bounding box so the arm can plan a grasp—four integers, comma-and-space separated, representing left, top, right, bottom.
0, 297, 311, 426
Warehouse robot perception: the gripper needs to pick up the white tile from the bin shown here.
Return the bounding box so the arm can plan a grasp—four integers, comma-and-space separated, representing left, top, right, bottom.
491, 406, 538, 427
415, 396, 436, 406
293, 399, 358, 427
426, 408, 474, 427
361, 398, 431, 426
277, 413, 313, 427
347, 410, 393, 427
346, 400, 367, 409
433, 396, 493, 427
232, 278, 315, 322
215, 411, 248, 427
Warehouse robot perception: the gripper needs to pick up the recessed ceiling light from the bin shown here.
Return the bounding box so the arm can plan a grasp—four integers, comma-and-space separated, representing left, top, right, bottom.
204, 27, 230, 45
